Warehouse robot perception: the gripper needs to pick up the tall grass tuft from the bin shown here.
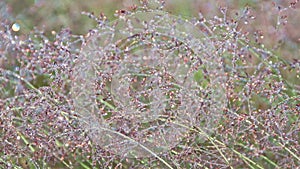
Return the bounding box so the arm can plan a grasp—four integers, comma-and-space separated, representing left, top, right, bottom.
0, 0, 299, 168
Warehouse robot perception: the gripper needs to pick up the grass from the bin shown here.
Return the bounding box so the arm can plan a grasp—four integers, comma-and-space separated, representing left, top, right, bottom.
1, 0, 300, 168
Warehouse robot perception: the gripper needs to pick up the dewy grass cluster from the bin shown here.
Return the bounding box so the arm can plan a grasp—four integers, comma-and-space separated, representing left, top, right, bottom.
0, 0, 299, 168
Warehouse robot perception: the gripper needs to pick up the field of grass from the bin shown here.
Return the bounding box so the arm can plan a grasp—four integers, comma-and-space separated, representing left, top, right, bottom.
0, 0, 299, 168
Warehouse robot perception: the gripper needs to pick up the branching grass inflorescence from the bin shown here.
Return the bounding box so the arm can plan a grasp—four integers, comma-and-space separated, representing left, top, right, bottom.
0, 0, 299, 168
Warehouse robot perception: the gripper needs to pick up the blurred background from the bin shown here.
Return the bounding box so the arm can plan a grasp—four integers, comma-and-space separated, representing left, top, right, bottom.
1, 0, 299, 92
2, 0, 300, 60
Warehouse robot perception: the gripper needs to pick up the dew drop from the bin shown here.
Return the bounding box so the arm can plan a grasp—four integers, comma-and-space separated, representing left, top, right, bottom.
12, 23, 20, 32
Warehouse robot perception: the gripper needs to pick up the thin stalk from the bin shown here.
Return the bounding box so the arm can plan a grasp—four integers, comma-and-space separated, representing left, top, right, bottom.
90, 126, 174, 169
